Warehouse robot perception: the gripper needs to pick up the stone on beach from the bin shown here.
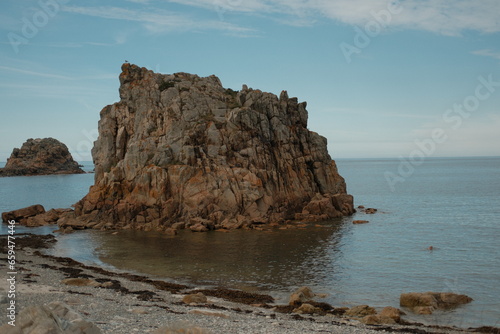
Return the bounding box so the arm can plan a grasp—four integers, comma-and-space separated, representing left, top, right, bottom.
0, 302, 101, 334
153, 326, 210, 334
360, 306, 405, 325
344, 305, 377, 318
183, 292, 208, 305
289, 286, 318, 306
61, 278, 102, 287
292, 303, 323, 315
188, 309, 230, 319
378, 306, 405, 322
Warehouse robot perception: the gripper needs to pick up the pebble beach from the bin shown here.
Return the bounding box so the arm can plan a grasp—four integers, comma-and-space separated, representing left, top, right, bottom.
1, 234, 489, 334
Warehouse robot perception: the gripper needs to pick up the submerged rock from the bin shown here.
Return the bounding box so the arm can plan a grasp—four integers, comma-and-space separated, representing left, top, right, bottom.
0, 137, 85, 177
72, 63, 354, 231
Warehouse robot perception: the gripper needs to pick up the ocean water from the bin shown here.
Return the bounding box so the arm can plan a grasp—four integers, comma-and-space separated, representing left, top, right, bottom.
1, 157, 499, 328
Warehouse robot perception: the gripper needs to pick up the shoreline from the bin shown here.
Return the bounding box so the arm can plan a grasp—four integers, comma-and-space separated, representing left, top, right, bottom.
1, 234, 497, 333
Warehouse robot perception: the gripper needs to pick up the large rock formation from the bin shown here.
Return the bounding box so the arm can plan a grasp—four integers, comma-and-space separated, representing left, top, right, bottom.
74, 63, 354, 231
0, 138, 84, 176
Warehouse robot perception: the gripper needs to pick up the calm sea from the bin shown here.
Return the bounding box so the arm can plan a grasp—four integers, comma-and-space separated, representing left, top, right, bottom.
1, 157, 499, 328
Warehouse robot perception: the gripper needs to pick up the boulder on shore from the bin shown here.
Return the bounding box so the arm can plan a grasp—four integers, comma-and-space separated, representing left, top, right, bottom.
289, 286, 318, 306
0, 302, 101, 334
1, 205, 75, 227
360, 306, 405, 325
1, 204, 45, 224
344, 305, 376, 318
400, 292, 473, 314
0, 137, 85, 177
71, 63, 354, 232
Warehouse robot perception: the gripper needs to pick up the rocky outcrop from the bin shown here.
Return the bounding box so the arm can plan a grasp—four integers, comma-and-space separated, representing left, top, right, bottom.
1, 204, 73, 226
73, 63, 354, 231
0, 138, 84, 176
400, 292, 473, 314
1, 204, 45, 224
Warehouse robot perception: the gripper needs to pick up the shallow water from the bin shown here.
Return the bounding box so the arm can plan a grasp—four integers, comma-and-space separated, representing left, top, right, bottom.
1, 158, 499, 328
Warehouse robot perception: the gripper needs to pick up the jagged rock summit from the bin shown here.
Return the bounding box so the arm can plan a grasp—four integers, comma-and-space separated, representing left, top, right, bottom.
74, 63, 354, 231
0, 138, 85, 176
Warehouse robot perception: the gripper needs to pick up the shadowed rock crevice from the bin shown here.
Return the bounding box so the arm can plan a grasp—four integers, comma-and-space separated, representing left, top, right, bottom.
74, 63, 354, 231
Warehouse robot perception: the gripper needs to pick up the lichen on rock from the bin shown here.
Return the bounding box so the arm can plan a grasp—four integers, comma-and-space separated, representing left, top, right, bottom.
74, 63, 354, 231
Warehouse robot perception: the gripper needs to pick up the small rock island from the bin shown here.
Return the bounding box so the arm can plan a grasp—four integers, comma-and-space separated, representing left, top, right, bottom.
0, 138, 85, 177
72, 63, 354, 232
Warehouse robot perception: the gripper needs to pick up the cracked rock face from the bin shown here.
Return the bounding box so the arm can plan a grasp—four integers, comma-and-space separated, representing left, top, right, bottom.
0, 138, 84, 176
74, 63, 354, 231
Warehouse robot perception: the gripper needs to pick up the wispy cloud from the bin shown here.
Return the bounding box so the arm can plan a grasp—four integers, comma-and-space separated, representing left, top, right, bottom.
323, 107, 436, 120
0, 66, 72, 80
62, 6, 254, 34
0, 63, 117, 82
169, 0, 272, 13
167, 0, 500, 35
0, 82, 115, 99
47, 33, 128, 49
471, 49, 500, 60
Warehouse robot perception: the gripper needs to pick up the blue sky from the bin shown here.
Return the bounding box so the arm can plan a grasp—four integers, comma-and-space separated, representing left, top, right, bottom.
0, 0, 499, 162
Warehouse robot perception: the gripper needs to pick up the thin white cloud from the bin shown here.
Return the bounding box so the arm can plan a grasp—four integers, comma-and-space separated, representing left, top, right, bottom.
47, 33, 128, 49
0, 66, 72, 80
322, 107, 436, 120
168, 0, 272, 13
472, 49, 500, 60
62, 6, 254, 34
0, 82, 115, 99
167, 0, 500, 35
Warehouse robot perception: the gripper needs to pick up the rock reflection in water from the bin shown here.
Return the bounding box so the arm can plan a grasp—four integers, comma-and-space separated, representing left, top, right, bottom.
95, 220, 347, 292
